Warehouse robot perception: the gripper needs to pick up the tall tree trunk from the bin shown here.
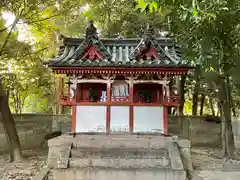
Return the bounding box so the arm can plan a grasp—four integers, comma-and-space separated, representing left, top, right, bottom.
229, 86, 236, 117
220, 75, 236, 159
0, 80, 23, 162
209, 97, 215, 116
178, 75, 186, 115
192, 82, 199, 115
199, 94, 205, 115
192, 67, 200, 115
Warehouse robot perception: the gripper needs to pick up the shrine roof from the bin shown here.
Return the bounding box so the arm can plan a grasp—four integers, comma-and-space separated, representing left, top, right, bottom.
46, 22, 192, 69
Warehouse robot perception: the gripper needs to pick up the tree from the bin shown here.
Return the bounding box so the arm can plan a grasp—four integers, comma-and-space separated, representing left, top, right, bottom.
136, 0, 240, 159
0, 0, 85, 161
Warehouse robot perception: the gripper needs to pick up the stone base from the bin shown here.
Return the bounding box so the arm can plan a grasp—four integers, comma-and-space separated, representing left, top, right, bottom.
47, 134, 192, 180
51, 168, 186, 180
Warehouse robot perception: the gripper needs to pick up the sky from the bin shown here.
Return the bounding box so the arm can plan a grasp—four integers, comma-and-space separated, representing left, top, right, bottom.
1, 11, 33, 42
1, 4, 90, 42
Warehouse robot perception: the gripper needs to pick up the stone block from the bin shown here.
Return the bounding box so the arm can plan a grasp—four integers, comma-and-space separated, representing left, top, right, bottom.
167, 142, 184, 171
47, 136, 72, 169
69, 157, 170, 169
178, 139, 191, 148
52, 168, 186, 180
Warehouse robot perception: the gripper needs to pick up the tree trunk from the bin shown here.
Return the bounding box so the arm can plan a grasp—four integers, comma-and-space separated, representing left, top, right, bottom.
0, 80, 23, 162
209, 97, 215, 116
220, 75, 236, 159
192, 67, 200, 115
229, 86, 236, 117
178, 75, 186, 115
192, 82, 199, 115
199, 94, 205, 115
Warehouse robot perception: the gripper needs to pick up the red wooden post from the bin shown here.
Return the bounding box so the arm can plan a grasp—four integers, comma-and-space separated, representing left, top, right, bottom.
72, 105, 76, 133
106, 81, 111, 134
163, 107, 168, 135
129, 82, 134, 133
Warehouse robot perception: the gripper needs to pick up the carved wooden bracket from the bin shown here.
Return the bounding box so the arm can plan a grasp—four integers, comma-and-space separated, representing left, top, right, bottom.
101, 74, 116, 80
69, 74, 83, 91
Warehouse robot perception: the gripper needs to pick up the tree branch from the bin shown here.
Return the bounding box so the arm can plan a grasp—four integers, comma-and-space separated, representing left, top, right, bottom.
22, 13, 61, 24
0, 7, 25, 56
0, 18, 20, 56
0, 24, 13, 33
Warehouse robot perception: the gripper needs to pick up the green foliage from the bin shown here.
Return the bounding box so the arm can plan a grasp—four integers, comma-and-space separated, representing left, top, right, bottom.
1, 0, 240, 116
135, 0, 240, 116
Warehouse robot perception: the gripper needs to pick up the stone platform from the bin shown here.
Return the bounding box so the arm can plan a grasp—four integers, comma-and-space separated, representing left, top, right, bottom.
47, 133, 192, 180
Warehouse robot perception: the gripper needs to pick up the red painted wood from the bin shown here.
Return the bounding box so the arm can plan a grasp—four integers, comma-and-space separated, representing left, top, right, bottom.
129, 86, 134, 133
163, 107, 168, 135
72, 106, 76, 133
76, 84, 82, 102
129, 106, 134, 133
81, 83, 106, 102
107, 85, 111, 104
111, 96, 129, 102
106, 106, 111, 134
60, 100, 180, 107
81, 45, 103, 60
106, 84, 111, 134
134, 84, 160, 103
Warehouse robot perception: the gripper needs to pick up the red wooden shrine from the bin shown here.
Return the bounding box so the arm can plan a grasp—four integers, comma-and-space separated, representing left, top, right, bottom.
46, 21, 193, 135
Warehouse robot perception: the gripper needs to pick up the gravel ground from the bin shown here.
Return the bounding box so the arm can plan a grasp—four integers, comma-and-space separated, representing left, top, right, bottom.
0, 149, 48, 180
1, 147, 240, 180
191, 147, 240, 170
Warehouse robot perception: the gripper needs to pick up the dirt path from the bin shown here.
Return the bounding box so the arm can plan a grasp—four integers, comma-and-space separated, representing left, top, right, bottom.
191, 147, 240, 180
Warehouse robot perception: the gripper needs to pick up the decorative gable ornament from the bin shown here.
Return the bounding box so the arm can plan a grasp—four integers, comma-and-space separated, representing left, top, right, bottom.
81, 45, 104, 60
139, 47, 159, 60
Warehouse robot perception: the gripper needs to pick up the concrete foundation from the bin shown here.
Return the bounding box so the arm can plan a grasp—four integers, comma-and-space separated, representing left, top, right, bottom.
47, 134, 191, 180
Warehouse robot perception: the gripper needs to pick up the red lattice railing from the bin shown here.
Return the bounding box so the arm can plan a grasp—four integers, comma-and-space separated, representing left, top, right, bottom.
111, 96, 129, 102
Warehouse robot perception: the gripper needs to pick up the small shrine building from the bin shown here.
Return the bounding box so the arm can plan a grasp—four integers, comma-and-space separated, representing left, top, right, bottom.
46, 21, 192, 135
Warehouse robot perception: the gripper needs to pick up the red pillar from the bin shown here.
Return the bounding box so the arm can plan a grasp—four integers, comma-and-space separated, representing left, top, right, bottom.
163, 106, 168, 135
106, 81, 111, 134
72, 105, 76, 133
129, 83, 134, 133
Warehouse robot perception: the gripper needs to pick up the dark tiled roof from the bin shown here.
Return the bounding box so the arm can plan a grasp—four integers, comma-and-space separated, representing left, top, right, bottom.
48, 37, 190, 68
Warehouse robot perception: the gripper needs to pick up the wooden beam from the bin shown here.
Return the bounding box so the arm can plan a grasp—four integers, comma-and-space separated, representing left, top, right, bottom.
76, 79, 107, 84
133, 80, 170, 84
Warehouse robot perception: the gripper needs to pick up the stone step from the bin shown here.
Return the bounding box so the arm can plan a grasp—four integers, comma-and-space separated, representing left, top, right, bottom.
70, 147, 169, 159
52, 168, 186, 180
69, 157, 171, 169
71, 135, 168, 150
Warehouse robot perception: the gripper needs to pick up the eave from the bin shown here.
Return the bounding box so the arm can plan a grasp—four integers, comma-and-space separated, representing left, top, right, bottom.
49, 66, 193, 75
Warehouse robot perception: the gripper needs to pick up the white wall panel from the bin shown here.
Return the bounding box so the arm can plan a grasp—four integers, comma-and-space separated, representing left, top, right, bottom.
133, 106, 164, 133
76, 106, 106, 132
110, 106, 129, 132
